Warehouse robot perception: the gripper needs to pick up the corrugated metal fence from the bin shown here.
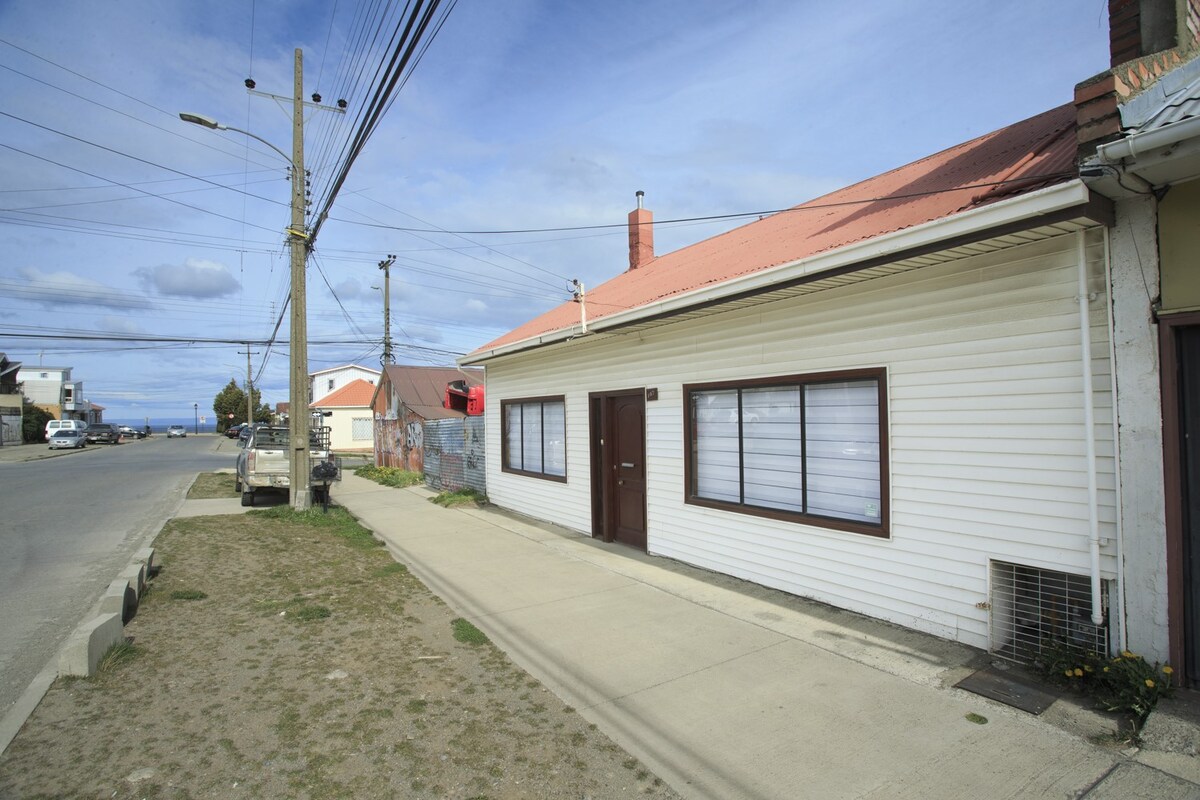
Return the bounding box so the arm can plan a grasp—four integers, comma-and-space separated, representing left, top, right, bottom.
423, 417, 486, 494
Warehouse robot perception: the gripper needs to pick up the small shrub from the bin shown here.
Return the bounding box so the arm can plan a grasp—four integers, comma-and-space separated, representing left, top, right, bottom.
293, 605, 332, 622
431, 488, 487, 507
1040, 641, 1175, 728
451, 618, 489, 645
354, 465, 424, 488
170, 589, 207, 601
95, 640, 141, 675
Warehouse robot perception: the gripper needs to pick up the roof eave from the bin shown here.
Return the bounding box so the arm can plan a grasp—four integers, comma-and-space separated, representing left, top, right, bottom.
461, 181, 1103, 366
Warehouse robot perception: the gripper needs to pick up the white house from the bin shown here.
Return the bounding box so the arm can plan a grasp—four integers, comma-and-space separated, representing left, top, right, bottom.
17, 366, 94, 423
463, 103, 1129, 669
310, 378, 376, 452
309, 364, 380, 405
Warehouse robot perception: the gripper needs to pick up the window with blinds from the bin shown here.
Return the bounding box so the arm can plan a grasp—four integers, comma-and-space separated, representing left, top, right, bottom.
685, 370, 887, 536
501, 397, 566, 480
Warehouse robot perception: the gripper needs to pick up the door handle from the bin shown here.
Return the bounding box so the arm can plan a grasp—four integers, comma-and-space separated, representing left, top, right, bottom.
618, 480, 625, 486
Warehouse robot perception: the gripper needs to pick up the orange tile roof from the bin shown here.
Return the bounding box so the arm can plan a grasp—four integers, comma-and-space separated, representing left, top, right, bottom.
473, 103, 1077, 355
311, 378, 377, 408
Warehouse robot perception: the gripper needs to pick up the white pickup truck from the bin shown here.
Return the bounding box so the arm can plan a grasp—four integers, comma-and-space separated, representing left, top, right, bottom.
235, 425, 340, 507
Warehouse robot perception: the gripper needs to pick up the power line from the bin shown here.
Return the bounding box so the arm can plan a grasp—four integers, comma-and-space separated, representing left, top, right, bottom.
327, 172, 1079, 235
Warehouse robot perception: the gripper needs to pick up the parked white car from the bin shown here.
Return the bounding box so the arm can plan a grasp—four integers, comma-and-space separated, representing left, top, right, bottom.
167, 425, 187, 438
47, 429, 87, 449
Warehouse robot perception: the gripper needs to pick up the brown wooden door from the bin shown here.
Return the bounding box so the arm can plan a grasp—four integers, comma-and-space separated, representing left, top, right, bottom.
612, 394, 647, 549
591, 391, 647, 550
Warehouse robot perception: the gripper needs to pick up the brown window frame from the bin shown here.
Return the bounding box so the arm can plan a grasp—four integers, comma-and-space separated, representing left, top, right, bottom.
500, 395, 568, 482
683, 367, 889, 538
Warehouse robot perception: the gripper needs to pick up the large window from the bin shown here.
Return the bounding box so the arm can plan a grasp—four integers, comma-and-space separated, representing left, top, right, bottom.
502, 396, 566, 480
685, 369, 887, 536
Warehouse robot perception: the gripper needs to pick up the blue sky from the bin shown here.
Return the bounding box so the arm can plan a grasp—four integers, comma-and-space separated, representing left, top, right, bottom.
0, 0, 1111, 420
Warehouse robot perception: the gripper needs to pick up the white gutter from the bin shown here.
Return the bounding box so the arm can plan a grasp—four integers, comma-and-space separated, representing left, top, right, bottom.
462, 181, 1097, 366
1101, 227, 1127, 649
1095, 115, 1200, 163
1076, 230, 1104, 627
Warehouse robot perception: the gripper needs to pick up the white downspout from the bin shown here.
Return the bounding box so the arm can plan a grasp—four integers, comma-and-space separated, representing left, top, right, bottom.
1101, 226, 1127, 650
1077, 231, 1104, 626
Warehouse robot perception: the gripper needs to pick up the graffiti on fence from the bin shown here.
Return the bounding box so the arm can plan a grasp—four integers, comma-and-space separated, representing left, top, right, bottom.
465, 420, 483, 470
405, 420, 423, 452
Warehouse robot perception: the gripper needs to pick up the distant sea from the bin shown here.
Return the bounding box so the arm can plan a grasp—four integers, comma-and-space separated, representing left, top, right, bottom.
106, 416, 221, 434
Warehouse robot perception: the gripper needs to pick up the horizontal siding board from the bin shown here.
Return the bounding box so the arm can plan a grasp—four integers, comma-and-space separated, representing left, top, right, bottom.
482, 229, 1114, 650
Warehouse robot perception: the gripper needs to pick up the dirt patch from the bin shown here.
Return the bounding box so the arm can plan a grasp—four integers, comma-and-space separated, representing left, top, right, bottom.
0, 500, 681, 799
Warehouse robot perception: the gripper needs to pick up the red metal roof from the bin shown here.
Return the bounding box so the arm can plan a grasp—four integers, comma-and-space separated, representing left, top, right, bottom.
311, 378, 377, 408
473, 103, 1078, 355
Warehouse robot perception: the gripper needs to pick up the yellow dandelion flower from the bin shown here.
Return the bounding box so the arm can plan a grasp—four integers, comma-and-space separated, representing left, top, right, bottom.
1064, 669, 1073, 677
1084, 665, 1093, 672
1122, 650, 1135, 659
1073, 668, 1084, 677
1103, 666, 1110, 672
1163, 666, 1174, 675
1145, 679, 1156, 688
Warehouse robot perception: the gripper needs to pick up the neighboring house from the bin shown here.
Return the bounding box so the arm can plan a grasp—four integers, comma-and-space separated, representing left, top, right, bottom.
274, 402, 288, 425
16, 366, 92, 423
371, 365, 483, 471
1076, 1, 1200, 683
309, 364, 380, 405
310, 379, 377, 452
0, 354, 21, 445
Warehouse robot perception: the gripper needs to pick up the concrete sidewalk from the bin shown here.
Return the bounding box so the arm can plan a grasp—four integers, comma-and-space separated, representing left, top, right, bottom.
333, 472, 1200, 800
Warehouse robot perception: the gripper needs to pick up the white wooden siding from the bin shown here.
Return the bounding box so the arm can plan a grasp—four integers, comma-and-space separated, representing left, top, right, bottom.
482, 230, 1113, 649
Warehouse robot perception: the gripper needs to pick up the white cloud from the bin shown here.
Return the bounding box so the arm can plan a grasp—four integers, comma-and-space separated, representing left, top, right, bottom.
135, 258, 240, 299
14, 267, 154, 310
96, 315, 144, 334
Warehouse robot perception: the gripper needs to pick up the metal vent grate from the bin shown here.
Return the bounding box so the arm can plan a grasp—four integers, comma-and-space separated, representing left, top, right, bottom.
989, 560, 1108, 665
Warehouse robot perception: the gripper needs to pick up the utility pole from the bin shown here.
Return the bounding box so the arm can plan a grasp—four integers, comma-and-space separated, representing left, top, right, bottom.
288, 47, 312, 511
379, 255, 396, 367
239, 346, 260, 425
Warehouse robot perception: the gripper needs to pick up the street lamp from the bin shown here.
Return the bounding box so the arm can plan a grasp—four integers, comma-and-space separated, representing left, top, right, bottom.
193, 403, 198, 435
178, 113, 294, 166
180, 49, 312, 510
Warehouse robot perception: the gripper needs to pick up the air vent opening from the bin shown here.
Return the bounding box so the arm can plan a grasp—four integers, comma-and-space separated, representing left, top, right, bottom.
989, 560, 1109, 666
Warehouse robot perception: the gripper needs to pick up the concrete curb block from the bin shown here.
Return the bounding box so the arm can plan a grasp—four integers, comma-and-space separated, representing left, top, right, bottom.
98, 579, 136, 622
57, 612, 124, 678
120, 563, 146, 597
134, 547, 157, 579
58, 547, 158, 679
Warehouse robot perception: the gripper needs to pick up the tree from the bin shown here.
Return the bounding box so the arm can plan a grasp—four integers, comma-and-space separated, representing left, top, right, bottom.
22, 399, 53, 443
212, 379, 271, 431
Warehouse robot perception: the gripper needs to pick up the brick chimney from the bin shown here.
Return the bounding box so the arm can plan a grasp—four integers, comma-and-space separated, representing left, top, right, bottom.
628, 191, 654, 271
1075, 0, 1198, 159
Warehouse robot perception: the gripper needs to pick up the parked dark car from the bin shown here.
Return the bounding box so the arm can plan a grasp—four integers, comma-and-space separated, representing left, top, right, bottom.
225, 423, 247, 439
85, 423, 122, 444
118, 425, 145, 439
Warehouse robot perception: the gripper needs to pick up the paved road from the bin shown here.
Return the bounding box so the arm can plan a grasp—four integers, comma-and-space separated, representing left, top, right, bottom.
0, 435, 232, 720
